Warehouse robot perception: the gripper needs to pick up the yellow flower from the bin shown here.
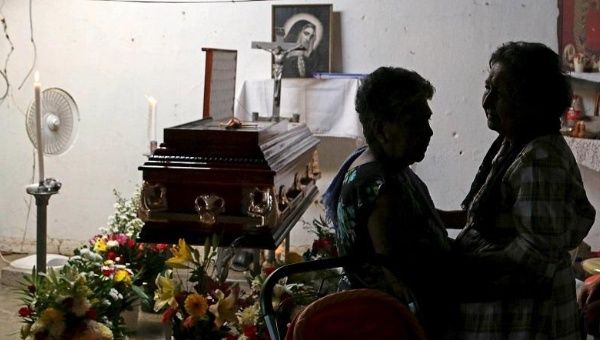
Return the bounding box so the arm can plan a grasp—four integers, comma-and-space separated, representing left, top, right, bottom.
166, 238, 193, 269
93, 238, 107, 252
184, 293, 209, 318
113, 268, 132, 285
209, 285, 239, 327
154, 272, 180, 312
39, 307, 65, 338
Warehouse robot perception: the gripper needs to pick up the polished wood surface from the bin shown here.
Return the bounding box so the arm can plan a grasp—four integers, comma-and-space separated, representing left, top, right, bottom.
138, 118, 320, 249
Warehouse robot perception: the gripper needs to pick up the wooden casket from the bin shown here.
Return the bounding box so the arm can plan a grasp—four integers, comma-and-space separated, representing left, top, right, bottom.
137, 118, 320, 249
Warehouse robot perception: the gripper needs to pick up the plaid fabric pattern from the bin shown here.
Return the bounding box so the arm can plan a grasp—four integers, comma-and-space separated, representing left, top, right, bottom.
455, 135, 596, 339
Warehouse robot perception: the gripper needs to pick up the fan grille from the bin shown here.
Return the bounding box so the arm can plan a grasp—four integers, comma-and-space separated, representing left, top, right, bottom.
26, 88, 79, 155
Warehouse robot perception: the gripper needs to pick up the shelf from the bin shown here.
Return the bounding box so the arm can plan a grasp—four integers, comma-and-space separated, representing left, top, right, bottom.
569, 72, 600, 84
565, 136, 600, 172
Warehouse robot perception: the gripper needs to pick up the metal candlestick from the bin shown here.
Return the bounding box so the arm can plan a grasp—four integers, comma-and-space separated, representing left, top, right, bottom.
26, 178, 61, 273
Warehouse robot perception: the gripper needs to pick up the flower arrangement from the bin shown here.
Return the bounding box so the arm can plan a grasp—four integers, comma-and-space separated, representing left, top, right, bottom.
302, 215, 338, 260
91, 190, 170, 308
153, 237, 316, 340
238, 261, 316, 340
154, 236, 242, 339
17, 248, 142, 339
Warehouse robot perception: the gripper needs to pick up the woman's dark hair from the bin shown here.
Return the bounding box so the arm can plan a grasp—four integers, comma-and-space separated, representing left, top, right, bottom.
356, 66, 434, 155
489, 41, 572, 130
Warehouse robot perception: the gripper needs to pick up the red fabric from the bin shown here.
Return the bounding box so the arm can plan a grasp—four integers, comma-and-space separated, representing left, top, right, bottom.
285, 289, 426, 340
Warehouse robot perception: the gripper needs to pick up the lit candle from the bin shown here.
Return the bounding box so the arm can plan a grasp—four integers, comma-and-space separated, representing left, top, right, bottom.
147, 96, 157, 141
34, 71, 44, 185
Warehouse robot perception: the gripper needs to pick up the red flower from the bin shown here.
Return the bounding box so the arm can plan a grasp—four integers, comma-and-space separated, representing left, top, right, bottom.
263, 266, 276, 276
155, 243, 169, 252
243, 324, 257, 336
106, 251, 118, 261
102, 267, 114, 277
161, 307, 177, 324
127, 238, 136, 249
114, 233, 128, 246
18, 306, 33, 317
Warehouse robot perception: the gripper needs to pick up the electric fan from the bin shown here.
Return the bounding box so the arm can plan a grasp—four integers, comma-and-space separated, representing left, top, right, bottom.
19, 88, 79, 273
26, 88, 79, 156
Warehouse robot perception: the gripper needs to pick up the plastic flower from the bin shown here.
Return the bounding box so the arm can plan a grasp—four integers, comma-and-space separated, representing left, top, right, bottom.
166, 238, 193, 268
93, 238, 107, 252
106, 240, 119, 249
236, 303, 259, 326
209, 285, 239, 326
18, 306, 33, 318
113, 268, 132, 285
161, 307, 177, 324
154, 272, 180, 312
184, 293, 209, 318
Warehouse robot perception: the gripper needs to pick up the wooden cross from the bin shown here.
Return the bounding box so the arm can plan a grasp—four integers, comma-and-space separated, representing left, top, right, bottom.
251, 27, 303, 121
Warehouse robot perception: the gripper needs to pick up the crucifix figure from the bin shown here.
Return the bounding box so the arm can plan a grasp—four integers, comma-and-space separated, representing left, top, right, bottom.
252, 28, 304, 121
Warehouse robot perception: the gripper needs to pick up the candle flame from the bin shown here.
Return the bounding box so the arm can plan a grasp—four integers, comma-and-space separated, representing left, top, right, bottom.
34, 71, 40, 83
146, 95, 157, 106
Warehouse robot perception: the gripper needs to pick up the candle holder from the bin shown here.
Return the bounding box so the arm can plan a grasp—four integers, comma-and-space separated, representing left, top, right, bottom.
150, 140, 158, 154
26, 178, 62, 273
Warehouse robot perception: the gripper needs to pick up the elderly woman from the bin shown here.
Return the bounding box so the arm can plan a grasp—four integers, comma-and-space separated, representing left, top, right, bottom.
452, 41, 596, 339
323, 66, 453, 339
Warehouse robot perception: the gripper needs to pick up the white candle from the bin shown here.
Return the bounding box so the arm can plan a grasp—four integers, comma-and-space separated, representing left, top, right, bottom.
34, 71, 44, 184
147, 96, 157, 141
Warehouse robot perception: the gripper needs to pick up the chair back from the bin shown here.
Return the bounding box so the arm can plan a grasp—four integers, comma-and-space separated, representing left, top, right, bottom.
286, 288, 426, 340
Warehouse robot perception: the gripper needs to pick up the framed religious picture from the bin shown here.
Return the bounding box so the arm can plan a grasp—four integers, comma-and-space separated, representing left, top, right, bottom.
272, 4, 332, 78
558, 0, 600, 72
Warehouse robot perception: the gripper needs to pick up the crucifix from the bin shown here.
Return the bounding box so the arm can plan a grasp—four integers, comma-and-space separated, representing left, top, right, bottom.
251, 28, 304, 121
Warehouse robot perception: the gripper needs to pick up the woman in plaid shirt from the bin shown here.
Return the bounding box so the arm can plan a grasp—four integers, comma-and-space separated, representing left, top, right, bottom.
449, 42, 596, 339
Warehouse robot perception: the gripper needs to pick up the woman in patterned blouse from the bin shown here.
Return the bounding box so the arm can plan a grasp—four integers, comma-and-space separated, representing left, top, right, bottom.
322, 66, 454, 339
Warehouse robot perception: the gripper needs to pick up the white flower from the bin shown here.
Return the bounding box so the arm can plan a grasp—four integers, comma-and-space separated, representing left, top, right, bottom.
106, 240, 119, 248
236, 303, 259, 326
109, 288, 122, 301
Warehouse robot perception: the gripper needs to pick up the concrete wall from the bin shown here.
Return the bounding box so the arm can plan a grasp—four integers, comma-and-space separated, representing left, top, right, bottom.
1, 0, 597, 253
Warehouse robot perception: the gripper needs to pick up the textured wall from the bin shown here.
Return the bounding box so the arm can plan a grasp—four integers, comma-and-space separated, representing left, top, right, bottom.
2, 0, 596, 253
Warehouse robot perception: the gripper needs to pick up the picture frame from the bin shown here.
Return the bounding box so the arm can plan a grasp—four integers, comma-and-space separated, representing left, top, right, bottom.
558, 0, 600, 72
272, 4, 332, 78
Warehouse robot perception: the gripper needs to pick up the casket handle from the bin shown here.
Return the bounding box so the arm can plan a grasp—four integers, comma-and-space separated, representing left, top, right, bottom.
195, 194, 225, 225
